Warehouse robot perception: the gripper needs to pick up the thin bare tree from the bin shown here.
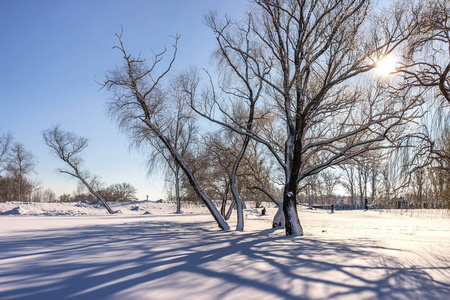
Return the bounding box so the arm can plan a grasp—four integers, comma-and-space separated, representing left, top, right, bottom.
203, 10, 269, 231
157, 77, 200, 213
340, 163, 357, 209
0, 130, 13, 174
42, 125, 114, 214
6, 143, 36, 202
320, 170, 340, 207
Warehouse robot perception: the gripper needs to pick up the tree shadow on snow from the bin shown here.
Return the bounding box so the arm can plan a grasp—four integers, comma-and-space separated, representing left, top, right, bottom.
0, 218, 449, 299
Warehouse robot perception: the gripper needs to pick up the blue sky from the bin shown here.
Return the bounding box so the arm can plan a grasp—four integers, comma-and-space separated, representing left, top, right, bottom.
0, 0, 249, 200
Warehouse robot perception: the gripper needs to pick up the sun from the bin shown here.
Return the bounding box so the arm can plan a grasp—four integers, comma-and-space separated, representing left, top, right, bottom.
375, 55, 398, 76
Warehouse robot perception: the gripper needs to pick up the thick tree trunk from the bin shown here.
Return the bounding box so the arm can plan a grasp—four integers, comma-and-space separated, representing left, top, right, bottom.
283, 189, 303, 236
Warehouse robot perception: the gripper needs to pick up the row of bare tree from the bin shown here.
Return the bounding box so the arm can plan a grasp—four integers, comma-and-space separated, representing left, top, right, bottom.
99, 0, 449, 235
2, 0, 448, 235
0, 129, 138, 204
300, 145, 449, 211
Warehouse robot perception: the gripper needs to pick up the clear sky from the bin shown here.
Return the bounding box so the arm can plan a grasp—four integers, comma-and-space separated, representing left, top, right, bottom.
0, 0, 249, 200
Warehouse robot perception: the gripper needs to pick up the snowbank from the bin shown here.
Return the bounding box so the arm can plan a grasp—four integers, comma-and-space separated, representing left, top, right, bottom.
0, 200, 213, 216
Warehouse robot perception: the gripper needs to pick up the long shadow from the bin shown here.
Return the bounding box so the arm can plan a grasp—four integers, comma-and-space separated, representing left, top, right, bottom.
0, 217, 449, 299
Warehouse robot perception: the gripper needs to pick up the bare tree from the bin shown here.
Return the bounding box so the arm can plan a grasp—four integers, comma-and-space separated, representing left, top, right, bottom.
340, 163, 357, 209
203, 9, 269, 231
59, 194, 71, 202
205, 131, 241, 218
204, 126, 280, 228
392, 0, 450, 180
102, 183, 138, 202
357, 160, 369, 209
42, 188, 57, 203
368, 159, 382, 205
379, 149, 411, 208
152, 77, 200, 213
240, 139, 278, 209
6, 143, 37, 202
0, 130, 13, 174
42, 125, 114, 214
399, 0, 450, 104
189, 0, 424, 235
205, 128, 256, 230
101, 31, 229, 230
320, 170, 340, 207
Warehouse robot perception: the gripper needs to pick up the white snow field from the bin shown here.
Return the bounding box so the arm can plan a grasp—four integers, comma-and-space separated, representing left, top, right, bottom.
0, 201, 449, 300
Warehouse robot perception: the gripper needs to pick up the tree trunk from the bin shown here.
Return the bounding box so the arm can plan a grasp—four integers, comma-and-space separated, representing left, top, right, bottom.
151, 123, 230, 230
272, 204, 285, 228
283, 189, 303, 236
220, 197, 227, 217
230, 184, 244, 231
225, 199, 235, 220
175, 166, 181, 213
77, 175, 114, 214
220, 181, 229, 217
228, 129, 253, 231
370, 173, 376, 204
18, 178, 21, 202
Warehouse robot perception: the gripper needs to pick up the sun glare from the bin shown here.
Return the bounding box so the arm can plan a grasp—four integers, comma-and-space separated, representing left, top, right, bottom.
375, 55, 398, 76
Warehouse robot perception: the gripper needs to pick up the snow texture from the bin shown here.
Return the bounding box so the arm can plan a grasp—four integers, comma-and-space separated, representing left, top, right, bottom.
0, 201, 449, 299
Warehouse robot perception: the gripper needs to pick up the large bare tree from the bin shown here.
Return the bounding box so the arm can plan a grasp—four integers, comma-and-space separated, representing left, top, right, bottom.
43, 125, 114, 214
188, 0, 426, 235
101, 31, 230, 230
100, 0, 435, 235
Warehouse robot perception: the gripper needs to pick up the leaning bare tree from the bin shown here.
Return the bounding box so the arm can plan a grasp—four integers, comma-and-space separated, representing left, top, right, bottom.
42, 125, 114, 214
101, 31, 229, 230
189, 0, 426, 235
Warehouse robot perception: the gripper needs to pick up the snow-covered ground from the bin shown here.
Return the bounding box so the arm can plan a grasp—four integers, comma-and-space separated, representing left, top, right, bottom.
0, 201, 449, 300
